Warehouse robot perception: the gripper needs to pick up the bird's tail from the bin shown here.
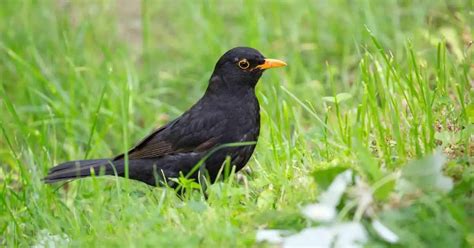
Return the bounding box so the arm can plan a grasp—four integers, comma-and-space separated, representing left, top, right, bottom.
43, 159, 125, 184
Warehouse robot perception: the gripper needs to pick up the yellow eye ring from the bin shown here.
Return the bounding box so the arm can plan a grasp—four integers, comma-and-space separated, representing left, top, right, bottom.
238, 59, 250, 70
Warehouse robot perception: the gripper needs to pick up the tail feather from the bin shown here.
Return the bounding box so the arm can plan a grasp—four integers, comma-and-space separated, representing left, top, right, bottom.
44, 154, 202, 186
43, 159, 123, 184
47, 159, 109, 174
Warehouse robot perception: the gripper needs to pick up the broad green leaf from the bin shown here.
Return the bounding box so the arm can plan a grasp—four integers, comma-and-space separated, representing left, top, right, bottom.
312, 163, 349, 190
399, 151, 453, 193
373, 177, 396, 201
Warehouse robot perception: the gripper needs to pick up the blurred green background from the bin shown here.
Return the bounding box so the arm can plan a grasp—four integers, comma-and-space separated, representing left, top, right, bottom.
0, 0, 472, 247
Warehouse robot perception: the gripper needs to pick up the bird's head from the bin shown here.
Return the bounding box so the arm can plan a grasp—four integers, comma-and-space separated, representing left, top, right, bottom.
208, 47, 286, 91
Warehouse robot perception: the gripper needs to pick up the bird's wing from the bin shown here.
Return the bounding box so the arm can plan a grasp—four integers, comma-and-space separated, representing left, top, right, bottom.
114, 108, 225, 160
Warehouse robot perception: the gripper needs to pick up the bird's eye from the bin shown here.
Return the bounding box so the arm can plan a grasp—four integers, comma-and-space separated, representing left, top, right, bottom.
238, 59, 250, 70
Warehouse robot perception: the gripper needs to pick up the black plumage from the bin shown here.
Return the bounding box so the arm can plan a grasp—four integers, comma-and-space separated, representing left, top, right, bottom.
43, 47, 286, 187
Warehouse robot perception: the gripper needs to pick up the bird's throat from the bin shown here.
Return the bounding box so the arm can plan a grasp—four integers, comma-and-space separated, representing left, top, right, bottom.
205, 74, 257, 98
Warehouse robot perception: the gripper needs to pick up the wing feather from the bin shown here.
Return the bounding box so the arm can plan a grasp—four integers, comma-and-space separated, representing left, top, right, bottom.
114, 108, 225, 160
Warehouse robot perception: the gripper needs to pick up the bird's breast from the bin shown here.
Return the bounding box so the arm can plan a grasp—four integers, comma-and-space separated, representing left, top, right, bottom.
227, 94, 260, 140
201, 92, 261, 178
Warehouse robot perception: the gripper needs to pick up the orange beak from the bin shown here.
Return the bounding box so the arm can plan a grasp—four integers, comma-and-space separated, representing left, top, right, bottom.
256, 58, 287, 70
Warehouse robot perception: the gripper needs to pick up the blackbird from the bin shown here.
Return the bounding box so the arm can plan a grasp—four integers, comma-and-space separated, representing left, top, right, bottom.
44, 47, 286, 187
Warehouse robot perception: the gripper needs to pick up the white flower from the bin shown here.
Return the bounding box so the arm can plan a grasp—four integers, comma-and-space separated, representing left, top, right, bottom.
255, 229, 285, 244
302, 203, 337, 222
372, 220, 399, 244
283, 222, 368, 248
319, 170, 352, 207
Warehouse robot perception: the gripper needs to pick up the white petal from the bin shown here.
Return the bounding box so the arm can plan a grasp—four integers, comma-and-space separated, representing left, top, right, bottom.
332, 222, 368, 248
283, 227, 333, 248
372, 220, 399, 243
256, 229, 285, 244
301, 204, 337, 222
283, 222, 367, 248
319, 170, 353, 207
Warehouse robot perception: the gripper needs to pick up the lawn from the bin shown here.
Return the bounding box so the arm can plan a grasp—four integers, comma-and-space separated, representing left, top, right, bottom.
0, 0, 472, 247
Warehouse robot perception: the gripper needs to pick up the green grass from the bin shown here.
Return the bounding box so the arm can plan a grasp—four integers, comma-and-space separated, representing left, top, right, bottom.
0, 0, 472, 247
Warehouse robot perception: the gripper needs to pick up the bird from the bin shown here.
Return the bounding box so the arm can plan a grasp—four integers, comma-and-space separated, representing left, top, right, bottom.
43, 47, 286, 187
